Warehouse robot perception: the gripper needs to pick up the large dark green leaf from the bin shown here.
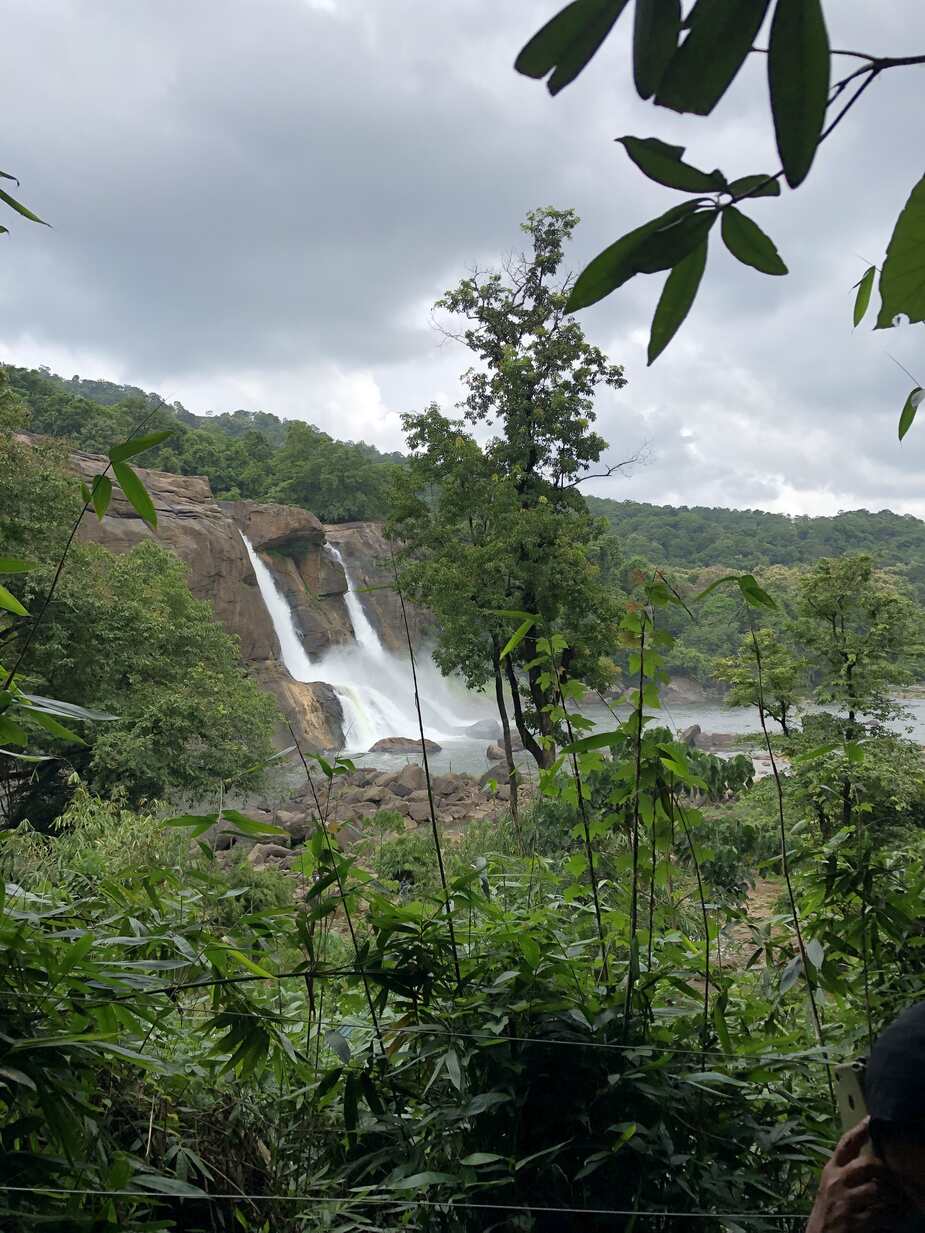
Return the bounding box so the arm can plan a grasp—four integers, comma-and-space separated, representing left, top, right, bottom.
853, 265, 875, 327
108, 430, 173, 464
898, 388, 924, 441
514, 0, 630, 95
656, 0, 772, 115
566, 201, 701, 311
617, 136, 725, 193
768, 0, 830, 188
647, 238, 709, 365
632, 209, 717, 274
0, 185, 48, 226
726, 174, 781, 200
112, 461, 157, 529
876, 174, 925, 329
721, 206, 788, 275
632, 0, 681, 99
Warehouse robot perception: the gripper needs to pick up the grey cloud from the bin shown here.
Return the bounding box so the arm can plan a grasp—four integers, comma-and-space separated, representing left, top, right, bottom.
1, 0, 924, 516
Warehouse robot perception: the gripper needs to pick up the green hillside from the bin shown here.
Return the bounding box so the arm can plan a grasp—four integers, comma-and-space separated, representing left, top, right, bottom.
6, 364, 402, 523
588, 495, 925, 601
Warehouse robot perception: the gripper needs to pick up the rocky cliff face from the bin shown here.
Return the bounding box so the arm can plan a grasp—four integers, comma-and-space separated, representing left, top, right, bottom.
66, 450, 406, 751
220, 501, 354, 655
63, 447, 438, 752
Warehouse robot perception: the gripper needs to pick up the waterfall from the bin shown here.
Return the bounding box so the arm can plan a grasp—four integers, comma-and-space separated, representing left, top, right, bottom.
326, 542, 481, 734
242, 532, 463, 750
326, 544, 382, 655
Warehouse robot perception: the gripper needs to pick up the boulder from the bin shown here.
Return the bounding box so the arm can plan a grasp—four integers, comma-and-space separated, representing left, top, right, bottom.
479, 763, 507, 789
678, 724, 701, 746
369, 737, 442, 755
431, 773, 461, 797
247, 842, 292, 868
408, 799, 433, 822
275, 809, 311, 843
465, 718, 502, 741
406, 788, 430, 802
360, 784, 388, 804
389, 763, 427, 797
695, 731, 743, 751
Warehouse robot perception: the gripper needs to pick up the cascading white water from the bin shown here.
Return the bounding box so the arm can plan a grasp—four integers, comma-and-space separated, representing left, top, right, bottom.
241, 533, 380, 747
242, 532, 472, 751
325, 543, 479, 734
326, 544, 381, 655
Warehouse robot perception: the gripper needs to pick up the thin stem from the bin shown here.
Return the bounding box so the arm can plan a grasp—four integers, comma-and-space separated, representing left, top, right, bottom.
286, 722, 387, 1059
748, 619, 835, 1109
675, 797, 710, 1063
391, 557, 461, 986
622, 619, 646, 1039
553, 667, 609, 986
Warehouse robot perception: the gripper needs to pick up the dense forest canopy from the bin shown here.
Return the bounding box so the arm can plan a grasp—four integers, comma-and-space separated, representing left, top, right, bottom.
5, 364, 403, 523
589, 496, 925, 599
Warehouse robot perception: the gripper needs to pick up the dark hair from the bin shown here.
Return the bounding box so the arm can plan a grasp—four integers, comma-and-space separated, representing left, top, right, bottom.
865, 1002, 925, 1150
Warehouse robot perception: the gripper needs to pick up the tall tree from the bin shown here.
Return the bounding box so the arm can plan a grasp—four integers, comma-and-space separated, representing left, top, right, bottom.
391, 208, 627, 792
713, 627, 806, 736
792, 554, 925, 832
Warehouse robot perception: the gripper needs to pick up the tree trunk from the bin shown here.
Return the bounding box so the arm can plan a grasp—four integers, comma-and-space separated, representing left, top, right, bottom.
503, 654, 546, 769
491, 637, 519, 823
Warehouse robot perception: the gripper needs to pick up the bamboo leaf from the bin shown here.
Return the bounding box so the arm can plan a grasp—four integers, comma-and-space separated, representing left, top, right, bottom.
499, 617, 536, 660
853, 265, 875, 327
0, 584, 28, 617
0, 185, 48, 225
91, 475, 112, 521
0, 557, 35, 574
108, 430, 173, 464
112, 461, 157, 529
898, 388, 924, 441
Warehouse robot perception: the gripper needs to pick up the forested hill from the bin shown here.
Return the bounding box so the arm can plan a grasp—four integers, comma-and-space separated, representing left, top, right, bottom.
588, 496, 925, 586
10, 364, 925, 589
5, 364, 403, 523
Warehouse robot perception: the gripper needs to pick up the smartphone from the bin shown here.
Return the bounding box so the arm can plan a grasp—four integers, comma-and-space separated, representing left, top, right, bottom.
835, 1060, 868, 1133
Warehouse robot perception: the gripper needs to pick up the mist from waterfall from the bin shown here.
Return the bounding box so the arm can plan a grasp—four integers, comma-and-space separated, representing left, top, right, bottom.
242, 533, 489, 751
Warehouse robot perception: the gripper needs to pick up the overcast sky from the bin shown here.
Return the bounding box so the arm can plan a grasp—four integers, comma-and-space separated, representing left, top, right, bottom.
3, 0, 924, 516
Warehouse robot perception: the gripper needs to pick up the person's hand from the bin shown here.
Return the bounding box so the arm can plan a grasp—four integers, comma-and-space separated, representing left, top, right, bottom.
806, 1119, 900, 1233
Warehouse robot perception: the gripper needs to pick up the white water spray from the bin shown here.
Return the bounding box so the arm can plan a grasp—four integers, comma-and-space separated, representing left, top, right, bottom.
241, 533, 476, 751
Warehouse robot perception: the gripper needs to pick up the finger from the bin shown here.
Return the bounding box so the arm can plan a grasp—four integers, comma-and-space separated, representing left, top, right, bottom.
834, 1117, 872, 1166
839, 1181, 882, 1204
842, 1160, 890, 1188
